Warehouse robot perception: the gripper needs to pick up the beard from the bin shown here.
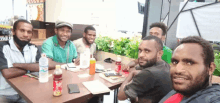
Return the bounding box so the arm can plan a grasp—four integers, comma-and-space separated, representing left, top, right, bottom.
83, 37, 91, 45
138, 54, 157, 68
13, 35, 30, 48
172, 68, 210, 97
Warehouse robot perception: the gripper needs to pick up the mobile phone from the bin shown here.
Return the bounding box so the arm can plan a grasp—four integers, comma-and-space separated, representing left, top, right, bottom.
30, 72, 39, 78
67, 84, 80, 94
104, 72, 121, 77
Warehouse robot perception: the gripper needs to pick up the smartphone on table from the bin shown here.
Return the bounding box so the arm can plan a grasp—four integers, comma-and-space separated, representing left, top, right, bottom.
67, 84, 80, 94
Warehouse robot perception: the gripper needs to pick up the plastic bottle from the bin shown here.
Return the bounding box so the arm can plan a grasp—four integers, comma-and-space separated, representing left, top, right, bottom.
39, 53, 48, 83
115, 56, 122, 73
53, 65, 62, 97
89, 56, 96, 75
80, 48, 90, 69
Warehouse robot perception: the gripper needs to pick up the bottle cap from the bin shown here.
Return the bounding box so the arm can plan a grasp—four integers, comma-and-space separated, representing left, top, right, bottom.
55, 65, 61, 69
90, 57, 96, 61
117, 55, 121, 61
41, 53, 46, 57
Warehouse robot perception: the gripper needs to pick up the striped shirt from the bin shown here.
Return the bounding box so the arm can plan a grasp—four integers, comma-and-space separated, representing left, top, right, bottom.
0, 39, 41, 95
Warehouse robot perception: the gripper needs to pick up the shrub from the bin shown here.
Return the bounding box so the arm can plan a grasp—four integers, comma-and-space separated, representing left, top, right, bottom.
213, 50, 220, 76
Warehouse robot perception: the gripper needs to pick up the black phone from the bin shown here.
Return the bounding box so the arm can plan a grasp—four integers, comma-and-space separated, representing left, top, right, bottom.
104, 72, 121, 77
67, 84, 80, 94
30, 72, 39, 78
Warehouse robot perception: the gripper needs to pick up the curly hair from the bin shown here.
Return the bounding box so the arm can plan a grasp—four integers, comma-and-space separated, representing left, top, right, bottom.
84, 26, 96, 33
143, 35, 163, 51
150, 22, 167, 36
179, 36, 214, 67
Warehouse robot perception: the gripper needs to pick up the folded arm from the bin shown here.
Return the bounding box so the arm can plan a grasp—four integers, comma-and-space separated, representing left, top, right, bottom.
13, 63, 39, 72
1, 68, 27, 79
118, 70, 155, 102
118, 71, 136, 100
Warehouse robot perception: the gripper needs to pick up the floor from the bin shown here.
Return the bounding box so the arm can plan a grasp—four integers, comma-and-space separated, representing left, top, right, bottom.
103, 90, 130, 103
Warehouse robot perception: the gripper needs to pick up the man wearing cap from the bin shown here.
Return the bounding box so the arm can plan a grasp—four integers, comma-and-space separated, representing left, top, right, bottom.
41, 20, 77, 68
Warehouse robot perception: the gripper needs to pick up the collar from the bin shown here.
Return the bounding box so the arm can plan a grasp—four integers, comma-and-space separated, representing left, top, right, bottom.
52, 35, 70, 47
9, 38, 29, 52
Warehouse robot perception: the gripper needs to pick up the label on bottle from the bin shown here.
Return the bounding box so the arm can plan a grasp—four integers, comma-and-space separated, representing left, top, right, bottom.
40, 66, 48, 72
115, 61, 121, 73
89, 60, 96, 75
53, 80, 62, 96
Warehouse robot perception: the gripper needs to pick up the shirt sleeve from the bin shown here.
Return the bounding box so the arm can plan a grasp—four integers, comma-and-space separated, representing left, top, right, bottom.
0, 46, 8, 70
41, 41, 53, 59
124, 70, 155, 100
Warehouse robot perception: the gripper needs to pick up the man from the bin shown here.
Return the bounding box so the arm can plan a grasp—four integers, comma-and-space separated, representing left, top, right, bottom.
122, 22, 172, 72
41, 20, 77, 68
118, 36, 172, 103
159, 36, 220, 103
72, 26, 101, 103
73, 26, 97, 64
0, 19, 41, 103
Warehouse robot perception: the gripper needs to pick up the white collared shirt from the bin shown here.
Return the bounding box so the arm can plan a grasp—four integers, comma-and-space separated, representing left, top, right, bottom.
0, 39, 40, 95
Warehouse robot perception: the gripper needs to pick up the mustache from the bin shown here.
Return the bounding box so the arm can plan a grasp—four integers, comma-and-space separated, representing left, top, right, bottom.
171, 73, 192, 80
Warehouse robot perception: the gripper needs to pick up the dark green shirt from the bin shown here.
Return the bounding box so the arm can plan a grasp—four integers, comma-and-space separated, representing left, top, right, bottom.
162, 46, 172, 64
41, 35, 77, 63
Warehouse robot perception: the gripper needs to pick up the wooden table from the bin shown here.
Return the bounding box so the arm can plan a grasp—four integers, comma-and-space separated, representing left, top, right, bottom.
7, 61, 122, 103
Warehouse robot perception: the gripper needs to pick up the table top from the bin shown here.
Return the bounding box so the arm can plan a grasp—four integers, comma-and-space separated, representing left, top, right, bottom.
7, 61, 122, 103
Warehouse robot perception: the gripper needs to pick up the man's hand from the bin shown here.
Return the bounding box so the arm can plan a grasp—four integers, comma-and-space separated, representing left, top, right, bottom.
75, 58, 80, 66
121, 64, 130, 72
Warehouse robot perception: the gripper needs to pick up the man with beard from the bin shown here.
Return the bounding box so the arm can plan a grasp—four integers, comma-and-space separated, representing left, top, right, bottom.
73, 26, 97, 65
118, 36, 172, 103
159, 36, 220, 103
0, 19, 41, 103
42, 20, 77, 68
122, 22, 172, 72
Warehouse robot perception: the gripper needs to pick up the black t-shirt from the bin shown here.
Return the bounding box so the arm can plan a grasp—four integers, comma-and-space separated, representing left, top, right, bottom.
124, 61, 172, 103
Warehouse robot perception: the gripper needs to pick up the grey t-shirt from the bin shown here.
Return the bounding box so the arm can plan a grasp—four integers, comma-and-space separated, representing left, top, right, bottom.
73, 38, 96, 55
124, 61, 172, 103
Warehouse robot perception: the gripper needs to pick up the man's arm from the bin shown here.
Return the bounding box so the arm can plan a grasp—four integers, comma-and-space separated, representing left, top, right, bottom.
122, 59, 138, 72
118, 70, 155, 101
118, 71, 134, 100
48, 58, 64, 69
13, 63, 39, 72
1, 68, 27, 79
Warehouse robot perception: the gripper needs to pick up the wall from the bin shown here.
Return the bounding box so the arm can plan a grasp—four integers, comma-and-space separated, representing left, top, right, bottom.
115, 0, 145, 32
46, 0, 115, 25
46, 0, 63, 23
46, 0, 146, 32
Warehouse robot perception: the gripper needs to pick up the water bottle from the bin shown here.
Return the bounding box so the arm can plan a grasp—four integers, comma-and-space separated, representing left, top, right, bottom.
39, 53, 49, 83
80, 48, 90, 69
